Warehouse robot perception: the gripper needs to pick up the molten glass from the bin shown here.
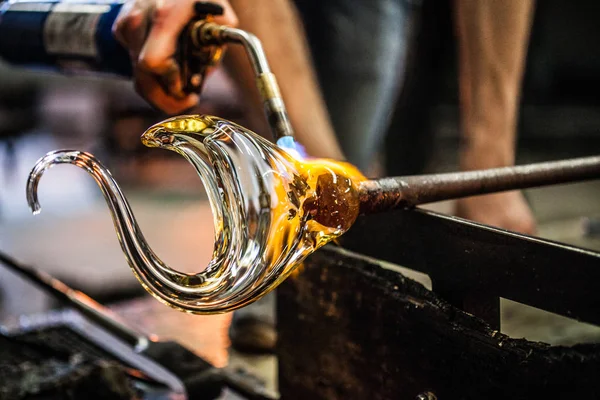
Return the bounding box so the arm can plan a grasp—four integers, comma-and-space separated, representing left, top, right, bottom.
27, 115, 365, 314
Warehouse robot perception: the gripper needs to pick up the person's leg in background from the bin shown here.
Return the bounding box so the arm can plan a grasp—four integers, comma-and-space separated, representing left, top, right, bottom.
296, 0, 420, 173
453, 0, 537, 235
383, 0, 448, 177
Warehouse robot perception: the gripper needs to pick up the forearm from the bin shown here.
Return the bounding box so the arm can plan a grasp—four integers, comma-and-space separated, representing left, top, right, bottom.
454, 0, 535, 170
226, 0, 344, 159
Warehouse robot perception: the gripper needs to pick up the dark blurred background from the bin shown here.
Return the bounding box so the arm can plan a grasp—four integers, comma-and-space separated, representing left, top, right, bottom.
385, 0, 600, 177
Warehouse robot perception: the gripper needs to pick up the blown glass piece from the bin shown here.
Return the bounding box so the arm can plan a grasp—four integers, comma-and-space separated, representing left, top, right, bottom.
26, 115, 365, 314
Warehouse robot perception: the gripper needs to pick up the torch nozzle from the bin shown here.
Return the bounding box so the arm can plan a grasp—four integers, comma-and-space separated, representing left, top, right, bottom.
192, 22, 295, 142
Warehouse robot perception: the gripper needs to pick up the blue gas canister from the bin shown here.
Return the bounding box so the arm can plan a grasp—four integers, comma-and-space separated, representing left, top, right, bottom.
0, 0, 132, 76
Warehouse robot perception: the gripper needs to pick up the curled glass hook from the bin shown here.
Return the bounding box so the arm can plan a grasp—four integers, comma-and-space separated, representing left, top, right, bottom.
26, 115, 365, 314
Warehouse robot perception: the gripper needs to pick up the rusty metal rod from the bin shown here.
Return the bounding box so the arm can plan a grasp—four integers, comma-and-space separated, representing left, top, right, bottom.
358, 156, 600, 214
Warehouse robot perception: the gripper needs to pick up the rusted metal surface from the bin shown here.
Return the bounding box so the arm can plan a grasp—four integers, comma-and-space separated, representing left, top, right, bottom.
277, 245, 600, 400
0, 327, 159, 400
0, 335, 138, 400
359, 156, 600, 214
340, 208, 600, 329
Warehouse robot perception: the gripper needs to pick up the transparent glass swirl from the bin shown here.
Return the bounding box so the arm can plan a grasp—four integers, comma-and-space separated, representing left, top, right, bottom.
26, 115, 365, 314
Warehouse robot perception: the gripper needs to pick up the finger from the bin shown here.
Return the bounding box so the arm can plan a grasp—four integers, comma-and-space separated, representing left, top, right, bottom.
156, 59, 187, 100
137, 0, 195, 99
112, 0, 136, 45
134, 66, 199, 115
138, 0, 193, 73
113, 2, 151, 62
138, 0, 238, 96
140, 0, 239, 66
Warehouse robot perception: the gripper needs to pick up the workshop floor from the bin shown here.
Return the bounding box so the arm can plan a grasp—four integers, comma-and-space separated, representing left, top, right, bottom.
1, 129, 599, 395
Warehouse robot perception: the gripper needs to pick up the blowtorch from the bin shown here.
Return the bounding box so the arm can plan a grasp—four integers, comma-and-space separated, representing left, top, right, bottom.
0, 0, 295, 144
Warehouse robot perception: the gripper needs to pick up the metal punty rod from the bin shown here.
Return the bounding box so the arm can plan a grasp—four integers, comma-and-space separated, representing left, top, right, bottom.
359, 156, 600, 214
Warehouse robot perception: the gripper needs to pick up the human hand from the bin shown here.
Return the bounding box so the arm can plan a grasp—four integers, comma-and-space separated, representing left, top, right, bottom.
113, 0, 238, 114
455, 191, 537, 235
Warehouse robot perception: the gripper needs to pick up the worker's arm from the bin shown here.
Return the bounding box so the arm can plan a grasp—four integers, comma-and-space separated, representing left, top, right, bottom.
454, 0, 537, 234
225, 0, 344, 159
113, 0, 238, 114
